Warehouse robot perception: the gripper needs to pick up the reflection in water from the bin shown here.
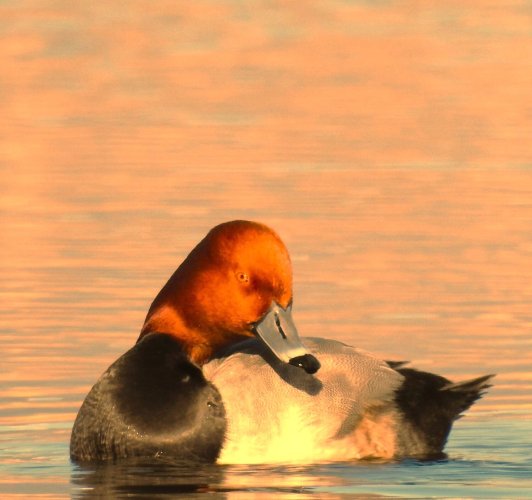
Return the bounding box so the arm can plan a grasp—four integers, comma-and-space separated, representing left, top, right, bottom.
69, 434, 532, 499
70, 460, 349, 499
71, 460, 226, 499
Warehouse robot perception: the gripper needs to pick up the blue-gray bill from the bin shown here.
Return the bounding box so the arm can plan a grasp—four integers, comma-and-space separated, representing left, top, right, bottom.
252, 302, 321, 374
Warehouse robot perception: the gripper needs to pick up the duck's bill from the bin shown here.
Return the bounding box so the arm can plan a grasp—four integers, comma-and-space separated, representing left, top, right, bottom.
252, 302, 321, 374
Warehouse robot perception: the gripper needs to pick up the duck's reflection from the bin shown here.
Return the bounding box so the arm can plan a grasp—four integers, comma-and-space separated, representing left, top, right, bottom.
71, 459, 344, 499
70, 458, 226, 498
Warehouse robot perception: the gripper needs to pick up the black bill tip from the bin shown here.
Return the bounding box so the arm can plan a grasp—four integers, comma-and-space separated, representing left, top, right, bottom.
288, 354, 321, 374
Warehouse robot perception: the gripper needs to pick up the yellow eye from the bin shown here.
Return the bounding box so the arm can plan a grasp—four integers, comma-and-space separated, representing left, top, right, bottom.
237, 272, 250, 284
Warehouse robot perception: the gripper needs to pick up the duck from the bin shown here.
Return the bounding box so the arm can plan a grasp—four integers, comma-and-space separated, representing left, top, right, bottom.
70, 220, 494, 464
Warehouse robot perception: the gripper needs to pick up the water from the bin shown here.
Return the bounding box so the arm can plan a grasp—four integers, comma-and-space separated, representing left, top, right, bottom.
1, 1, 531, 498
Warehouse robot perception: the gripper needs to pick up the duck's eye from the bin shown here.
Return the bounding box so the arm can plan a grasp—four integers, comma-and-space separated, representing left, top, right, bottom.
236, 271, 250, 284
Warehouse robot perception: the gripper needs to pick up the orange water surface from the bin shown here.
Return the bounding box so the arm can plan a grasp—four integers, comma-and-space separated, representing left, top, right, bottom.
0, 1, 531, 498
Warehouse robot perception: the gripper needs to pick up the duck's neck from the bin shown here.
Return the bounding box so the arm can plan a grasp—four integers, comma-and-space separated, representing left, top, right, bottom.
138, 305, 215, 365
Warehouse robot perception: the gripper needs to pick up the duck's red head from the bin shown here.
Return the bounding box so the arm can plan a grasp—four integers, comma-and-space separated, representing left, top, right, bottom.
139, 221, 320, 373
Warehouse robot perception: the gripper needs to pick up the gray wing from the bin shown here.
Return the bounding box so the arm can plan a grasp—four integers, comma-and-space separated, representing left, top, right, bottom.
204, 337, 403, 445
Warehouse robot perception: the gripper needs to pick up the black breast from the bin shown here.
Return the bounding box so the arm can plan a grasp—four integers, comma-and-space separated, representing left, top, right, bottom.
70, 333, 226, 463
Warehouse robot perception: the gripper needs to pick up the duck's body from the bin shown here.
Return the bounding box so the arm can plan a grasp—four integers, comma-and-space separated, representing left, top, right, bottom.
205, 337, 403, 463
70, 221, 493, 464
206, 337, 493, 463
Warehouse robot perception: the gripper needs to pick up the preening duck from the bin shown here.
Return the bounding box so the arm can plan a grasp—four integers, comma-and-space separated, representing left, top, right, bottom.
70, 220, 493, 464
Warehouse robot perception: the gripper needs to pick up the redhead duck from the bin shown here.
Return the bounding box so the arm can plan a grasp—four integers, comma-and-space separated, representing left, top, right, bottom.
70, 220, 493, 464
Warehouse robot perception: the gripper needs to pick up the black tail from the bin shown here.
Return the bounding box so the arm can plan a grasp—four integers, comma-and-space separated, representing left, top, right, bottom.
393, 367, 495, 455
440, 373, 494, 415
